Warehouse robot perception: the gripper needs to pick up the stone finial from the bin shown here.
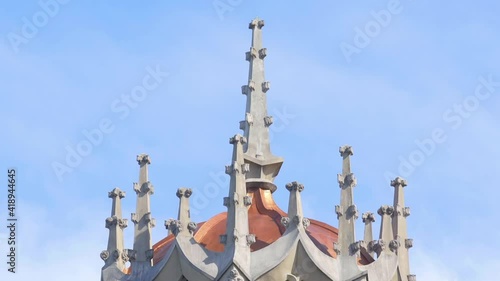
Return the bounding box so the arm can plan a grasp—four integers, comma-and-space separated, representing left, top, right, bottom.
339, 145, 354, 156
136, 153, 151, 165
408, 274, 417, 281
378, 205, 395, 216
108, 188, 125, 199
285, 181, 304, 192
176, 188, 192, 198
362, 212, 375, 223
248, 18, 265, 29
391, 176, 408, 188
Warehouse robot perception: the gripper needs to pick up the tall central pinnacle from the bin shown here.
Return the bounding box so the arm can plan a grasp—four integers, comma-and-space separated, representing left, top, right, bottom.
240, 18, 283, 192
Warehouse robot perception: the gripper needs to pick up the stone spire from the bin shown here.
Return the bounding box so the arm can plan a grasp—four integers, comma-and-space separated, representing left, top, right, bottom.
281, 181, 310, 230
240, 18, 283, 192
165, 188, 197, 237
131, 154, 155, 266
221, 135, 255, 273
391, 177, 415, 281
362, 212, 375, 257
335, 145, 362, 278
101, 188, 128, 270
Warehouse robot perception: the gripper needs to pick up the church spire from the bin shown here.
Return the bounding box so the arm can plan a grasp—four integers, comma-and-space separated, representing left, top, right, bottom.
101, 188, 128, 270
131, 154, 155, 267
220, 135, 255, 276
281, 181, 310, 231
165, 188, 197, 237
240, 18, 283, 192
335, 145, 363, 278
391, 177, 415, 281
221, 135, 255, 249
362, 212, 375, 257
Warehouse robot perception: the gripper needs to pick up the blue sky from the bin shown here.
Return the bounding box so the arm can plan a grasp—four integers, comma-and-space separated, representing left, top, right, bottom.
1, 1, 499, 280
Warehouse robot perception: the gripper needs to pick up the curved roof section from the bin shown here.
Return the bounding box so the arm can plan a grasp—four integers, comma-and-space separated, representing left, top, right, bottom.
152, 187, 340, 264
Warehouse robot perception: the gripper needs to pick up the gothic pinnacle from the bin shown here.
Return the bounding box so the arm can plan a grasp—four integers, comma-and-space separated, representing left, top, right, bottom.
101, 188, 127, 270
281, 181, 310, 230
240, 18, 283, 192
362, 212, 375, 257
336, 145, 362, 277
221, 135, 254, 249
131, 154, 155, 267
165, 188, 196, 237
391, 177, 414, 280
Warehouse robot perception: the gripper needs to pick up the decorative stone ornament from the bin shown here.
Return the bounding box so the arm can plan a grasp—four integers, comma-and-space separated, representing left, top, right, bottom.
262, 81, 271, 93
124, 249, 136, 262
258, 48, 267, 59
176, 188, 192, 198
350, 241, 366, 255
136, 153, 151, 165
108, 188, 125, 199
391, 176, 408, 188
100, 250, 109, 261
362, 212, 375, 223
302, 218, 311, 229
263, 116, 273, 126
389, 240, 401, 252
281, 217, 290, 228
228, 268, 244, 281
378, 205, 395, 216
347, 204, 359, 220
373, 239, 386, 253
165, 219, 182, 236
285, 181, 304, 192
100, 18, 415, 281
333, 242, 341, 255
187, 222, 197, 234
405, 238, 414, 249
145, 249, 154, 260
403, 207, 411, 217
335, 205, 343, 219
